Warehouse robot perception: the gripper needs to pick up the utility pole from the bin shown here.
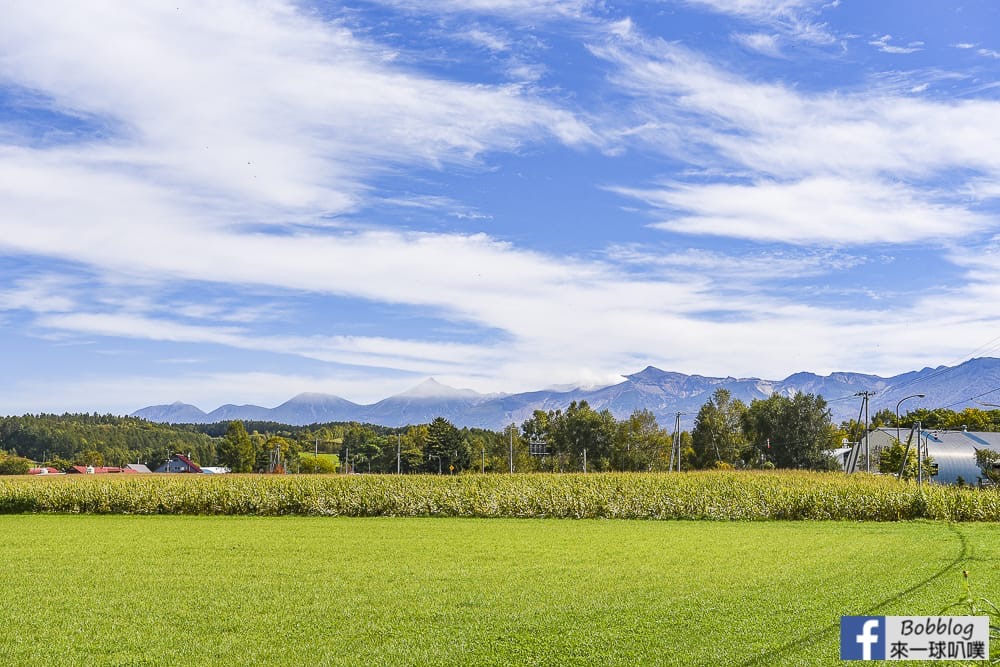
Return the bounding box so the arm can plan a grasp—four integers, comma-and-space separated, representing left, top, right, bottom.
396, 432, 401, 474
509, 425, 514, 474
854, 391, 876, 472
583, 448, 587, 473
670, 412, 684, 472
482, 443, 486, 474
916, 420, 924, 488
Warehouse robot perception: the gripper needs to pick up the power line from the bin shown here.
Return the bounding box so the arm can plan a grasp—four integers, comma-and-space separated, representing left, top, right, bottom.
939, 386, 1000, 411
882, 334, 1000, 396
884, 362, 967, 395
826, 394, 861, 403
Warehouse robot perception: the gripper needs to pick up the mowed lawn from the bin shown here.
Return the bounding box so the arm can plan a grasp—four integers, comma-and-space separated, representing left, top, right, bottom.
0, 517, 996, 666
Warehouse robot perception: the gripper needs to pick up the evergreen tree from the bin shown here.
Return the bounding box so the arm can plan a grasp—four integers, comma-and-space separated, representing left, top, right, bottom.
218, 421, 255, 473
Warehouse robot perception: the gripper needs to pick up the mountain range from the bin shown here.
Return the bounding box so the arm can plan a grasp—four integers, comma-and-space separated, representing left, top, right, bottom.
132, 357, 1000, 430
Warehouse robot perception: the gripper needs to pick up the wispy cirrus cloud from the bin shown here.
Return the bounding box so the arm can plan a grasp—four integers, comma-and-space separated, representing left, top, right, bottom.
363, 0, 596, 20
590, 31, 1000, 244
455, 26, 511, 52
0, 3, 596, 219
682, 0, 838, 44
733, 32, 783, 57
869, 34, 923, 54
606, 245, 866, 281
613, 177, 989, 244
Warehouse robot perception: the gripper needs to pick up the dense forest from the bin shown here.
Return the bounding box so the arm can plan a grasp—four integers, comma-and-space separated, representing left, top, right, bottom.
0, 414, 219, 470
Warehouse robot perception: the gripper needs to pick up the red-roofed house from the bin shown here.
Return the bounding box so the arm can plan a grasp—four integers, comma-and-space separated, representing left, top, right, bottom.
154, 454, 203, 474
66, 466, 136, 474
28, 467, 62, 475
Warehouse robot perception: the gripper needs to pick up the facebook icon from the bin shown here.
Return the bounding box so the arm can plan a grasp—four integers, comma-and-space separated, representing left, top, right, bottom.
841, 616, 886, 660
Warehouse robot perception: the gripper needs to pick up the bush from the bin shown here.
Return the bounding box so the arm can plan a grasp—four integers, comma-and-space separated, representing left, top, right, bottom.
0, 456, 32, 475
298, 454, 339, 474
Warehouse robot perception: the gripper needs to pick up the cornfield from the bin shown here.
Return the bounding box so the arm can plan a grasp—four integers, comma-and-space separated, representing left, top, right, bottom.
2, 471, 1000, 520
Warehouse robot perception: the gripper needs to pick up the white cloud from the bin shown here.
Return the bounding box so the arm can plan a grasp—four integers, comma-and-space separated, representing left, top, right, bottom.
607, 245, 866, 281
34, 311, 505, 373
0, 276, 78, 313
953, 42, 976, 49
591, 34, 1000, 237
614, 176, 989, 244
869, 34, 923, 54
364, 0, 594, 20
0, 3, 596, 221
1, 142, 937, 390
977, 48, 1000, 59
456, 27, 511, 52
683, 0, 837, 44
733, 32, 783, 57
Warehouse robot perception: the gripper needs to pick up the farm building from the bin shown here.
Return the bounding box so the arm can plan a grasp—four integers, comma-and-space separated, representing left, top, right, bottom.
28, 467, 62, 475
858, 428, 1000, 485
154, 454, 203, 474
66, 465, 136, 474
125, 463, 152, 474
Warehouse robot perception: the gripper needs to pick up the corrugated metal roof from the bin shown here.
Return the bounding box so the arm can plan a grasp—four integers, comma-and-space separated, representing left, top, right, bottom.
867, 428, 1000, 485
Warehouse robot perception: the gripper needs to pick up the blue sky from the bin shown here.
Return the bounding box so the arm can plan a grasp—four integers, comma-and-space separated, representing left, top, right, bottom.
3, 0, 1000, 413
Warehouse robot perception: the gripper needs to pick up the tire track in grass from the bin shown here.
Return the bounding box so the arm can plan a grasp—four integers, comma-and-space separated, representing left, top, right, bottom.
736, 523, 970, 666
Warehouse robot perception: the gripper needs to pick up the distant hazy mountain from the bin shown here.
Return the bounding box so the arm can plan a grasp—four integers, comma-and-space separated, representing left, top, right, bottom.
133, 401, 209, 423
267, 393, 362, 425
206, 403, 273, 422
132, 357, 1000, 429
362, 378, 487, 427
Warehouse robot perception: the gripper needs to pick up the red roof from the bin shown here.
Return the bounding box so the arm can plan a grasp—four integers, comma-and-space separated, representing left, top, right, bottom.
157, 454, 203, 473
172, 454, 203, 474
67, 466, 134, 474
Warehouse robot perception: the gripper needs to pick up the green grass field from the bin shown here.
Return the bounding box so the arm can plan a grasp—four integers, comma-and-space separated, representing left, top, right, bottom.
1, 516, 996, 666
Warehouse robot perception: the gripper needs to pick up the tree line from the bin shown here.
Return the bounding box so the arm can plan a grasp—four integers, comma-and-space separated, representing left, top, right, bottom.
4, 401, 1000, 475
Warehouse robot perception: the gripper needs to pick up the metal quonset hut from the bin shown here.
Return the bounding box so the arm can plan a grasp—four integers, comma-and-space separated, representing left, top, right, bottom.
864, 428, 1000, 485
920, 430, 1000, 486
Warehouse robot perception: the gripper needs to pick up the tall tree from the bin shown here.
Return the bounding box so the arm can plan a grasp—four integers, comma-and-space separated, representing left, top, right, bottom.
691, 389, 748, 468
218, 421, 255, 473
341, 423, 379, 473
547, 401, 616, 471
615, 409, 670, 471
394, 424, 428, 473
425, 417, 465, 473
742, 393, 840, 470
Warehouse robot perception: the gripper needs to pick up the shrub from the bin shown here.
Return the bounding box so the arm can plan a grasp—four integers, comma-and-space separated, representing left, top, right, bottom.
298, 454, 339, 474
0, 456, 32, 475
